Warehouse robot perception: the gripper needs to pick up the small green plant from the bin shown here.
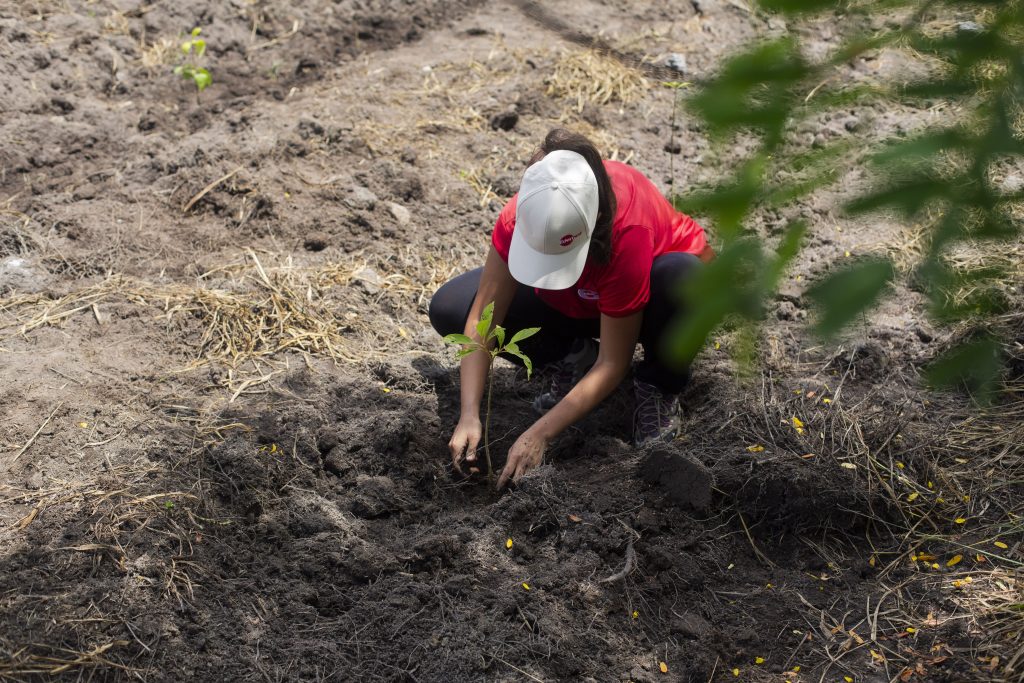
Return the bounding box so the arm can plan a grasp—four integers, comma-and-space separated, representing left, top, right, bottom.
174, 27, 211, 100
444, 302, 539, 482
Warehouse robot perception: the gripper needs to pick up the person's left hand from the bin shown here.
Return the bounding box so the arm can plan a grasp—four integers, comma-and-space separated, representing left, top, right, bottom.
497, 429, 547, 490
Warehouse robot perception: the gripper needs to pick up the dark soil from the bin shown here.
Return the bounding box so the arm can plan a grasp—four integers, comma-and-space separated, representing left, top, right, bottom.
1, 1, 1020, 682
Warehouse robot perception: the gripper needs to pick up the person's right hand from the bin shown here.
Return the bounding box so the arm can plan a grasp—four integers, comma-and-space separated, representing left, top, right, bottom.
449, 416, 482, 476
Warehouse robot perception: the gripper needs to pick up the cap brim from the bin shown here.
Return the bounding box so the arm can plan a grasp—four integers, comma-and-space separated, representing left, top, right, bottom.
508, 225, 590, 290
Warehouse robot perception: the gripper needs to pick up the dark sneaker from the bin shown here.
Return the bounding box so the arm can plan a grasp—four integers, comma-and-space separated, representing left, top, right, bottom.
532, 338, 599, 415
633, 379, 682, 446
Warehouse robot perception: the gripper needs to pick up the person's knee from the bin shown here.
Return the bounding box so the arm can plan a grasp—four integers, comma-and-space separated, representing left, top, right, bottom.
428, 284, 457, 335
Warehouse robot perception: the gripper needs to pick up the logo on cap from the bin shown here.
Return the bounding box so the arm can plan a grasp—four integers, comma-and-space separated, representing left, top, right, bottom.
560, 231, 582, 247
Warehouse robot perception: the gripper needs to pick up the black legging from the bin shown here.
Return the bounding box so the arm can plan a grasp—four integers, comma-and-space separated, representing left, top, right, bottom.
428, 252, 700, 394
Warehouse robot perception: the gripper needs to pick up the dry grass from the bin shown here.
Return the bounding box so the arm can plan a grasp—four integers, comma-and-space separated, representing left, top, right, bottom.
0, 247, 479, 387
546, 48, 649, 113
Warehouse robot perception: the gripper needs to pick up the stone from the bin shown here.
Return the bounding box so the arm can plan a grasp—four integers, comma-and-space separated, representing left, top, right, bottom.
664, 52, 687, 74
664, 140, 682, 154
344, 186, 377, 211
353, 266, 383, 295
489, 110, 519, 131
387, 202, 411, 227
639, 445, 713, 510
303, 232, 329, 251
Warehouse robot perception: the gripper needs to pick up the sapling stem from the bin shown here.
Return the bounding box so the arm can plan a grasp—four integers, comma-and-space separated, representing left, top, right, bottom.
484, 355, 495, 482
442, 301, 540, 483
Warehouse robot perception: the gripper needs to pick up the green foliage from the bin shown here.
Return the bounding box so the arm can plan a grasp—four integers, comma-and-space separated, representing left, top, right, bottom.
671, 0, 1023, 401
443, 302, 540, 480
174, 28, 212, 96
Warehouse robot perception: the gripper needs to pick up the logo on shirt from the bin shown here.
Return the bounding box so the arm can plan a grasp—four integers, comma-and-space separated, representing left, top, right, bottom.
560, 231, 582, 247
577, 288, 600, 301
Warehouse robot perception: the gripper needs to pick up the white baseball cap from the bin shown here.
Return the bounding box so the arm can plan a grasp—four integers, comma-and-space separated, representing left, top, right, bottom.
508, 149, 599, 290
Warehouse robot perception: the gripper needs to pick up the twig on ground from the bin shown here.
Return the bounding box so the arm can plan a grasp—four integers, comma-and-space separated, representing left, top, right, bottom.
12, 401, 62, 463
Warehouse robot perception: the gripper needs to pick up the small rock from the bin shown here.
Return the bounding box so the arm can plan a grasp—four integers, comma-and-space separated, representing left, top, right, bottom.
673, 610, 713, 640
344, 186, 377, 211
639, 446, 713, 510
664, 53, 687, 74
0, 256, 46, 293
25, 471, 43, 490
957, 21, 984, 34
664, 140, 682, 154
400, 147, 417, 165
351, 475, 399, 518
387, 202, 411, 227
354, 266, 383, 295
692, 0, 719, 14
489, 110, 518, 131
303, 232, 329, 251
323, 446, 352, 476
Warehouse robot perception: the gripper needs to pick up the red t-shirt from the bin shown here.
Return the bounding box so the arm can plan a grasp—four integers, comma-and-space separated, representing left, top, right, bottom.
491, 160, 707, 318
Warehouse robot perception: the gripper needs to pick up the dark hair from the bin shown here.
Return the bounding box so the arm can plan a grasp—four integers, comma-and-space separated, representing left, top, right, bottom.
528, 129, 616, 265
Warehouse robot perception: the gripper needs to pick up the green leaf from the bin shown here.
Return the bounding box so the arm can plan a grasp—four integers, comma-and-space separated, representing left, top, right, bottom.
509, 327, 541, 344
492, 325, 505, 347
762, 221, 806, 290
505, 348, 534, 379
665, 240, 765, 366
443, 333, 474, 346
191, 27, 202, 37
456, 348, 476, 358
926, 337, 1002, 403
181, 41, 193, 54
193, 39, 206, 58
476, 302, 495, 340
193, 68, 212, 91
806, 258, 895, 338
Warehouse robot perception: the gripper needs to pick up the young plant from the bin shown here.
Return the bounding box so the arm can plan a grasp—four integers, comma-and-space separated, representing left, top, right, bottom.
444, 302, 539, 482
174, 27, 211, 101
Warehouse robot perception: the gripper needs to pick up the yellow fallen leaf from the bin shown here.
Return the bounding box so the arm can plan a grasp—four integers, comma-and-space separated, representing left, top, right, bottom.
746, 445, 765, 453
632, 610, 639, 619
78, 422, 89, 428
506, 538, 513, 550
793, 666, 800, 672
840, 462, 857, 470
955, 517, 966, 524
952, 580, 962, 588
976, 554, 986, 563
845, 677, 853, 683
928, 481, 934, 489
963, 495, 970, 502
937, 497, 945, 503
522, 583, 530, 591
398, 327, 409, 338
964, 576, 972, 583
870, 650, 884, 662
755, 657, 764, 664
822, 397, 832, 404
269, 443, 277, 453
714, 342, 721, 350
869, 555, 876, 567
791, 416, 805, 431
844, 251, 851, 257
931, 563, 940, 570
906, 627, 916, 633
732, 668, 740, 677
896, 461, 905, 469
994, 541, 1008, 549
907, 492, 919, 502
918, 553, 936, 561
382, 387, 392, 393
659, 662, 668, 673
947, 554, 962, 567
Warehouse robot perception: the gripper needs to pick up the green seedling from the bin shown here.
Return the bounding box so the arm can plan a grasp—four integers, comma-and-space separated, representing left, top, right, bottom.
174, 27, 211, 100
444, 302, 539, 482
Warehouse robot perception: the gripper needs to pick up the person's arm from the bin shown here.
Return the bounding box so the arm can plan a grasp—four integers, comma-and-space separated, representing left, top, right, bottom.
496, 310, 642, 488
449, 244, 518, 474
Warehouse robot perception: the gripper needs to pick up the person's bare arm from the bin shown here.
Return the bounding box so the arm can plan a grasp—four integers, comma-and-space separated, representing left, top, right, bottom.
449, 245, 518, 474
496, 310, 642, 488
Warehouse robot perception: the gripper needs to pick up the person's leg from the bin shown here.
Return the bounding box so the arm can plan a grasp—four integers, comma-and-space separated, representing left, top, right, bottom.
428, 269, 596, 368
634, 252, 702, 393
632, 252, 702, 445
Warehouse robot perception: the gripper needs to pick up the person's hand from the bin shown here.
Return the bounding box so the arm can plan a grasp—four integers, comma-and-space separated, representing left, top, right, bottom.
449, 416, 482, 476
497, 429, 547, 490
